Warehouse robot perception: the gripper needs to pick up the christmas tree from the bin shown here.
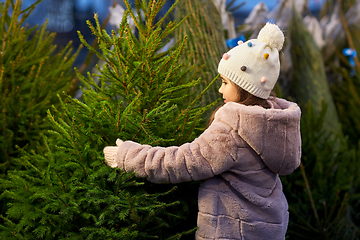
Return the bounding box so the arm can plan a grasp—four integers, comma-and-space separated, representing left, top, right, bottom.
1, 0, 216, 238
0, 0, 80, 174
0, 0, 81, 228
174, 0, 227, 109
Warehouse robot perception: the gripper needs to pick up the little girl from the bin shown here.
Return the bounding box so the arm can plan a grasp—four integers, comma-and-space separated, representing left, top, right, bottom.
104, 23, 301, 240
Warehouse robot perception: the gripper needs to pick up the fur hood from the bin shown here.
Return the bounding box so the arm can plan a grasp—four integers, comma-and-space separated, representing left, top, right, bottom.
215, 98, 301, 175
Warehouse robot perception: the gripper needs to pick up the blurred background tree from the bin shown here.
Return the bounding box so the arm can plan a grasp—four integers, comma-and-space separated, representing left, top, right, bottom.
0, 0, 81, 175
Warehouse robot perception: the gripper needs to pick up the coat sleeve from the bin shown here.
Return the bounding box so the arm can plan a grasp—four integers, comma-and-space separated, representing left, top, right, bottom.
115, 120, 240, 184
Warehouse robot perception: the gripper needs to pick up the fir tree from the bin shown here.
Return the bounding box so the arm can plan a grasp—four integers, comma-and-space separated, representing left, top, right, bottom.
280, 6, 360, 239
1, 0, 216, 239
174, 0, 227, 109
0, 0, 80, 227
288, 7, 340, 134
0, 0, 81, 174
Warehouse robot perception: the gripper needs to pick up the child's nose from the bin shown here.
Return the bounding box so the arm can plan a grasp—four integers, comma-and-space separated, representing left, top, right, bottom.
219, 86, 223, 93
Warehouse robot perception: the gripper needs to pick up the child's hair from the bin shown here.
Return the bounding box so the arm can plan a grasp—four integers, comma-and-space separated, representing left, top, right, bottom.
207, 80, 276, 128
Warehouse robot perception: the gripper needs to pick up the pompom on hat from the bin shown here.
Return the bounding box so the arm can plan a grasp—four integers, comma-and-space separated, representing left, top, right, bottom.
218, 22, 285, 99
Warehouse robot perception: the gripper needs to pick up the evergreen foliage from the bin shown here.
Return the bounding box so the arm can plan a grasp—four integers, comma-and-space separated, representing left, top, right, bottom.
330, 0, 360, 147
288, 7, 340, 134
174, 0, 226, 110
1, 0, 360, 239
1, 0, 214, 238
0, 0, 81, 174
332, 69, 360, 145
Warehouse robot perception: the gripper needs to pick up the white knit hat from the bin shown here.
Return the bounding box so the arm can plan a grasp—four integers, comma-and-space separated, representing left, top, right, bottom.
218, 23, 285, 99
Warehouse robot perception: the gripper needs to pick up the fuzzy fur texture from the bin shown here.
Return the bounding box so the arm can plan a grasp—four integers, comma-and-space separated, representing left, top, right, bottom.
112, 98, 301, 239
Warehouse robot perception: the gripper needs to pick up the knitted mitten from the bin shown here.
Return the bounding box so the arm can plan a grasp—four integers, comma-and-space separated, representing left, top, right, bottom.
103, 139, 123, 168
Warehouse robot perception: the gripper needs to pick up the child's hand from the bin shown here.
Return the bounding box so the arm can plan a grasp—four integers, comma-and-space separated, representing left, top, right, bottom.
103, 138, 123, 168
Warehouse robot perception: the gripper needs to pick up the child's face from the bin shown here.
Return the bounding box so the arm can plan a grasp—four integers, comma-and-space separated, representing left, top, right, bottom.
219, 75, 240, 103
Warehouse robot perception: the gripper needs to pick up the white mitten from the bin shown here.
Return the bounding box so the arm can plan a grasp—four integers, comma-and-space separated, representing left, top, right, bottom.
103, 139, 123, 168
116, 138, 123, 146
103, 146, 118, 168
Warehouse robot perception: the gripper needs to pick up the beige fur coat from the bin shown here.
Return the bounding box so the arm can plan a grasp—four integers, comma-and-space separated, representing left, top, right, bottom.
110, 98, 301, 240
